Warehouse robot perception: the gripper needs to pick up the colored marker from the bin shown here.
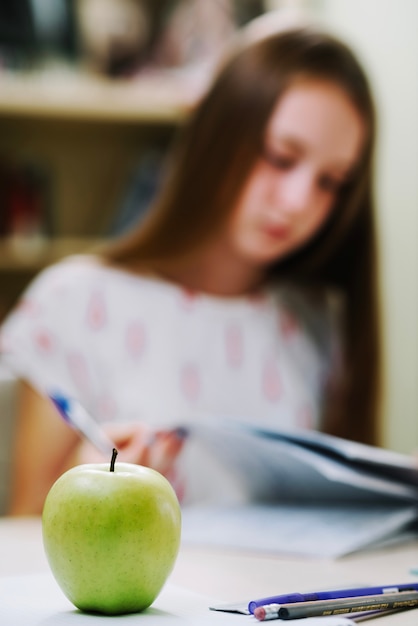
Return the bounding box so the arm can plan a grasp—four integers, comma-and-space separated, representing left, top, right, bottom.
49, 392, 115, 456
248, 582, 418, 613
253, 590, 418, 621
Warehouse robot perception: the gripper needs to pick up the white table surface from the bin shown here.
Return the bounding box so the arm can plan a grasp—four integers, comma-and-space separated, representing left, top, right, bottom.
1, 517, 417, 624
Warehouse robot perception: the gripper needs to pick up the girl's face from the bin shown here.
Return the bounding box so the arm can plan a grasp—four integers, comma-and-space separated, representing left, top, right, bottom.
226, 79, 365, 267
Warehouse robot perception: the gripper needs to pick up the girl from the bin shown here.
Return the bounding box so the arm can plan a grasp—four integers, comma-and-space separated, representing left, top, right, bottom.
1, 19, 381, 514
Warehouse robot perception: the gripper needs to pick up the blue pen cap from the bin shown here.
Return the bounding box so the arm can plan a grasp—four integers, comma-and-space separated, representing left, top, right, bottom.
49, 392, 70, 418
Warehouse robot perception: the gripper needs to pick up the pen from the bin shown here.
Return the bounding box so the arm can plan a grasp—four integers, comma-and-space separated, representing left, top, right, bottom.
49, 392, 115, 456
253, 590, 418, 621
248, 582, 418, 613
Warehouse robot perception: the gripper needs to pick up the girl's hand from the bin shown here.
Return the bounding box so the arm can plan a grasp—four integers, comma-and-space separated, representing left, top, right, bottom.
73, 423, 187, 478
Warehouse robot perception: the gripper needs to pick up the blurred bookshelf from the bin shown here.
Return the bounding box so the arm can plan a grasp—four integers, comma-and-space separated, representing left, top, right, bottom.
0, 236, 103, 271
0, 67, 194, 123
0, 67, 193, 321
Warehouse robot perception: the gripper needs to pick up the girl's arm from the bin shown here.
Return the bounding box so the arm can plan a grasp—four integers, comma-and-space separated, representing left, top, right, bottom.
8, 381, 80, 516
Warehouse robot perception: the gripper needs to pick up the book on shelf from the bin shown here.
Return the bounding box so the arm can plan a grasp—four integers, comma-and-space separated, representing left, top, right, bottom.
179, 416, 418, 558
0, 158, 53, 258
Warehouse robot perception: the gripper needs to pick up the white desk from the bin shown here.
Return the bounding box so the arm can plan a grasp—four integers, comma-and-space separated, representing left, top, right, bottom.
1, 517, 417, 624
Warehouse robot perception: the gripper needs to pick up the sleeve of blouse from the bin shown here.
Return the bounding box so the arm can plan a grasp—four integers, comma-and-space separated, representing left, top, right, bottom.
0, 260, 85, 399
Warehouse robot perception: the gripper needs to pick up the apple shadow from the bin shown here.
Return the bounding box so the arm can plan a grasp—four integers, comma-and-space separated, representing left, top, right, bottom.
38, 607, 179, 624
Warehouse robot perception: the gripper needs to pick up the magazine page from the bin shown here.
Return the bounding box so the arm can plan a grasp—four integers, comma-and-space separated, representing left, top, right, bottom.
185, 418, 418, 504
246, 422, 418, 486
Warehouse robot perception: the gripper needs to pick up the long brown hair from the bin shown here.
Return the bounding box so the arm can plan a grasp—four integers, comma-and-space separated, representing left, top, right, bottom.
104, 26, 381, 445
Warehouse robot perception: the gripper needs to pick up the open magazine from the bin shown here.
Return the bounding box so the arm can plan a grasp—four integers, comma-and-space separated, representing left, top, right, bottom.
179, 418, 418, 558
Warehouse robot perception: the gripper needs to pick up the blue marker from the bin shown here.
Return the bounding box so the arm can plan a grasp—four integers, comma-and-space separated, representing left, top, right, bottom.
49, 392, 115, 456
49, 391, 189, 457
248, 582, 418, 614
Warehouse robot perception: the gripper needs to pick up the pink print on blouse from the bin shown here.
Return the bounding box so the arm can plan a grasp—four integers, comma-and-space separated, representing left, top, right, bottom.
262, 359, 282, 402
178, 288, 198, 312
279, 309, 299, 339
33, 328, 56, 354
67, 351, 90, 394
0, 331, 12, 353
180, 362, 201, 402
126, 321, 146, 359
17, 298, 40, 317
225, 323, 244, 368
96, 393, 117, 421
86, 291, 107, 331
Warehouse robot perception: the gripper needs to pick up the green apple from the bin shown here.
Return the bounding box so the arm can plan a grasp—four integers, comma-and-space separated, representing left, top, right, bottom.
42, 450, 181, 615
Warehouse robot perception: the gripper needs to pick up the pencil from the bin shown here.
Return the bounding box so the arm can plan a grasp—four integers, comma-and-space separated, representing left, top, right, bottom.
254, 590, 418, 620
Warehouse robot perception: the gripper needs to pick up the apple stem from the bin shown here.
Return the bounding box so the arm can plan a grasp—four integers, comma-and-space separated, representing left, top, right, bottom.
110, 448, 118, 472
